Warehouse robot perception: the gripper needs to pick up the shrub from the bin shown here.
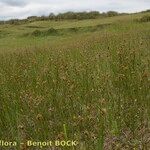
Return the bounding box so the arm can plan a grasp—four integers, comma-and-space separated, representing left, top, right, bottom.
0, 21, 5, 25
106, 11, 119, 17
139, 15, 150, 22
46, 28, 58, 35
68, 27, 78, 32
7, 19, 20, 25
31, 30, 42, 36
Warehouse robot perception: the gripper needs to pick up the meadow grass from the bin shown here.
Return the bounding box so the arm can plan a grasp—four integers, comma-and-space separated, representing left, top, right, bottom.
0, 13, 150, 150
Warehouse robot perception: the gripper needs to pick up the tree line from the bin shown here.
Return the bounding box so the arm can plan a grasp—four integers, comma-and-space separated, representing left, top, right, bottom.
1, 10, 149, 25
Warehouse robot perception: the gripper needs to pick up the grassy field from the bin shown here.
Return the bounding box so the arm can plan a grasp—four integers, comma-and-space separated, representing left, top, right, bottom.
0, 12, 150, 150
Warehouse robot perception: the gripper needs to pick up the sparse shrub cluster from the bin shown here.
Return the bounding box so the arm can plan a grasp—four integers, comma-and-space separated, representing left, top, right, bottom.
0, 21, 5, 25
139, 15, 150, 22
47, 28, 58, 35
31, 29, 42, 36
103, 11, 119, 17
30, 24, 112, 37
31, 28, 59, 37
141, 9, 150, 13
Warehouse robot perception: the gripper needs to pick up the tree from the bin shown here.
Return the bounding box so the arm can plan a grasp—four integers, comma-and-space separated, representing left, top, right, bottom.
106, 11, 118, 17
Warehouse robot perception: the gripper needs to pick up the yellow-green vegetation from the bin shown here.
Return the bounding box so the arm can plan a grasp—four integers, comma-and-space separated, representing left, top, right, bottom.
0, 12, 150, 150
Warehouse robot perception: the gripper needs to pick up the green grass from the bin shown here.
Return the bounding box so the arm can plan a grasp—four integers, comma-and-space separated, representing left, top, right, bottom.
0, 12, 150, 150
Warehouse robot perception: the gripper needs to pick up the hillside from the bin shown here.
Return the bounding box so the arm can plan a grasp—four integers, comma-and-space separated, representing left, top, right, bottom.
0, 12, 150, 150
0, 12, 149, 52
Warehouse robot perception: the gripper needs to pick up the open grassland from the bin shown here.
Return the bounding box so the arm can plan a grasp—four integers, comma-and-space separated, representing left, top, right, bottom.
0, 12, 150, 52
0, 13, 150, 149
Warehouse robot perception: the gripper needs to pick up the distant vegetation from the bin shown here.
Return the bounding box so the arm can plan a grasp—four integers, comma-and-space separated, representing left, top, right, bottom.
1, 10, 150, 26
0, 11, 127, 25
141, 9, 150, 13
139, 15, 150, 22
1, 10, 150, 25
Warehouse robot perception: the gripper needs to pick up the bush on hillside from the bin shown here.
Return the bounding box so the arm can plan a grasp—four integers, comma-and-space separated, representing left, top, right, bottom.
139, 15, 150, 22
106, 11, 119, 17
31, 30, 42, 36
46, 28, 58, 35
